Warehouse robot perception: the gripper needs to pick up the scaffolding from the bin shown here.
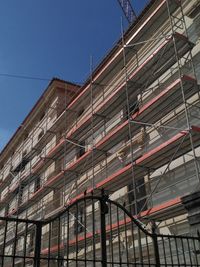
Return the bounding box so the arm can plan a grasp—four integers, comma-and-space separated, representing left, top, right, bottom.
0, 0, 200, 265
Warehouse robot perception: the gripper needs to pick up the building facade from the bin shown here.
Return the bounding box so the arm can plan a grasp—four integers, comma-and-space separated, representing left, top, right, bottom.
0, 0, 200, 266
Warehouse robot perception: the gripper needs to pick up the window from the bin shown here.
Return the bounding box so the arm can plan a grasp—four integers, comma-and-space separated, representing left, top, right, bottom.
34, 176, 41, 192
21, 160, 28, 172
27, 231, 35, 252
128, 177, 146, 215
17, 186, 24, 205
39, 112, 45, 121
74, 208, 84, 234
13, 156, 29, 173
77, 107, 84, 117
17, 237, 24, 253
187, 4, 200, 19
125, 98, 139, 119
78, 141, 86, 158
23, 132, 29, 141
38, 129, 44, 141
21, 151, 28, 172
22, 150, 27, 158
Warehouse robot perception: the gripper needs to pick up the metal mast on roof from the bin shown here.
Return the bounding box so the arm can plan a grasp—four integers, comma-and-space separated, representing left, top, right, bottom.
117, 0, 137, 24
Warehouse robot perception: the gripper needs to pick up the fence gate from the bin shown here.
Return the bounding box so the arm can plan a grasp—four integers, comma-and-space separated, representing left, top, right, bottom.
0, 194, 200, 267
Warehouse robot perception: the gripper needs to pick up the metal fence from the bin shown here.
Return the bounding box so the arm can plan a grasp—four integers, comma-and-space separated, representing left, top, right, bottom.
0, 193, 200, 267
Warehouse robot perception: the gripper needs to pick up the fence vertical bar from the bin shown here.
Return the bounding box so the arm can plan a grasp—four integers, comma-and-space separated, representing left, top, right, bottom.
23, 222, 28, 267
152, 224, 160, 267
1, 220, 8, 267
48, 222, 52, 267
34, 222, 42, 267
100, 195, 108, 267
12, 220, 18, 267
57, 217, 61, 267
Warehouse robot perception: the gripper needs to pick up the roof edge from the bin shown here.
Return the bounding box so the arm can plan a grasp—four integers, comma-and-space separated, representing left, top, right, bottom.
0, 78, 80, 160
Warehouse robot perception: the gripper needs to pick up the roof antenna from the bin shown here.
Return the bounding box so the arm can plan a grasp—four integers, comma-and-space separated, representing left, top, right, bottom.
117, 0, 137, 24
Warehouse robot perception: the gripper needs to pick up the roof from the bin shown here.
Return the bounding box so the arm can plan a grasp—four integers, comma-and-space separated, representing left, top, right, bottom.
0, 78, 80, 159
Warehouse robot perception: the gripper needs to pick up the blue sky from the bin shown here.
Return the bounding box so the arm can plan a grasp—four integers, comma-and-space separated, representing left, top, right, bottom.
0, 0, 149, 151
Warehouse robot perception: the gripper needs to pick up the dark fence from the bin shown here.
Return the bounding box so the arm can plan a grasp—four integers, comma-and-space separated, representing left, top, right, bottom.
0, 193, 199, 267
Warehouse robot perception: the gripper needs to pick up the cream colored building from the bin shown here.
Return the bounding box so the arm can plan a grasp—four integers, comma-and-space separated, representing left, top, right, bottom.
0, 0, 200, 266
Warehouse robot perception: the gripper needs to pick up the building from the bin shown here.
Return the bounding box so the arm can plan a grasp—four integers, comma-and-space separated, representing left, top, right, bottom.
0, 0, 200, 266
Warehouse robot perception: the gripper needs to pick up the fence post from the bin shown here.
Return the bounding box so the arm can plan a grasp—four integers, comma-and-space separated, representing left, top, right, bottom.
152, 222, 160, 267
100, 192, 109, 267
34, 222, 42, 267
